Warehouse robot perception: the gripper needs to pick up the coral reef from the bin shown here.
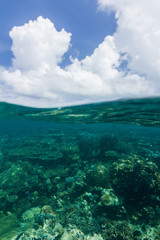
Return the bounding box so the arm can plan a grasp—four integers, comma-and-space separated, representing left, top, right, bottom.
0, 114, 160, 239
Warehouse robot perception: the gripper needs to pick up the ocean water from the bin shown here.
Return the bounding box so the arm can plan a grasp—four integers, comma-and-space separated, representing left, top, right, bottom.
0, 98, 160, 239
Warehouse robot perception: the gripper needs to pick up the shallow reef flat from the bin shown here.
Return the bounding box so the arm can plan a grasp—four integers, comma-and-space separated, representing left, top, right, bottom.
0, 98, 160, 239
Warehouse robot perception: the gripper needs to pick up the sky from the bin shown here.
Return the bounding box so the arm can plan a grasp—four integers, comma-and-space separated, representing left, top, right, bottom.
0, 0, 160, 107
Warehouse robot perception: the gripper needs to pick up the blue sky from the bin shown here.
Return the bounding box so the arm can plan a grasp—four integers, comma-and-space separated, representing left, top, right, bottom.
0, 0, 116, 67
0, 0, 159, 107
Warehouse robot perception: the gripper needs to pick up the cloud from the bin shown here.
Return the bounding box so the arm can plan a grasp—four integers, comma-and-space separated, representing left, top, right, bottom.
10, 16, 71, 71
0, 11, 158, 108
98, 0, 160, 90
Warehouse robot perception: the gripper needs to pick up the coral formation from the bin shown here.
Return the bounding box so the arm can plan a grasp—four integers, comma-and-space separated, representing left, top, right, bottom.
0, 104, 160, 239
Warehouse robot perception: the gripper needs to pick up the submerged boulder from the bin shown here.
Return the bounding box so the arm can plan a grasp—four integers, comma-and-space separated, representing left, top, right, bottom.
100, 189, 120, 207
86, 164, 110, 188
61, 228, 85, 240
21, 207, 41, 222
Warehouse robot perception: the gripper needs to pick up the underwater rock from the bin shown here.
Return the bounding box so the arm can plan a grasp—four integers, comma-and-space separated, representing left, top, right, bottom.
41, 205, 54, 215
65, 170, 87, 198
33, 205, 57, 229
54, 222, 64, 236
95, 188, 127, 221
61, 229, 104, 240
86, 164, 110, 188
100, 189, 120, 207
86, 234, 104, 240
21, 207, 41, 222
61, 228, 85, 240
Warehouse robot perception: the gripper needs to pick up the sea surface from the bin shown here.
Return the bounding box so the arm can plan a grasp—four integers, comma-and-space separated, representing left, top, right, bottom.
0, 98, 160, 239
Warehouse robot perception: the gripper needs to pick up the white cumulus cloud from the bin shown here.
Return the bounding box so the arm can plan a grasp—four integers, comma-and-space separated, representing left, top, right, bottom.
98, 0, 160, 90
10, 16, 71, 71
0, 9, 158, 107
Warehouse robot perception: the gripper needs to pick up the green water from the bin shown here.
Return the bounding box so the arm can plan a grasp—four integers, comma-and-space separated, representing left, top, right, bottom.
0, 98, 160, 239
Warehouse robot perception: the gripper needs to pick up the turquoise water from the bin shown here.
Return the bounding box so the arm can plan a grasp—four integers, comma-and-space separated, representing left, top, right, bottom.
0, 98, 160, 239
